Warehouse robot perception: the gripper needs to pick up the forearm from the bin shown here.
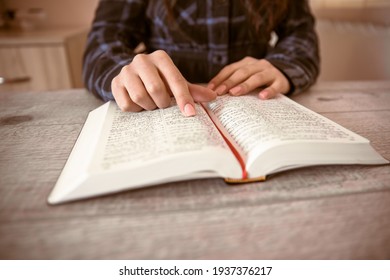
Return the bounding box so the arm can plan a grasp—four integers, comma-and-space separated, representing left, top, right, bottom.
266, 0, 320, 94
82, 0, 146, 101
83, 33, 134, 101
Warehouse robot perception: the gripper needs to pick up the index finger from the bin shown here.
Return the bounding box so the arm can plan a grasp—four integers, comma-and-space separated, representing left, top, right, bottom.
151, 51, 196, 117
207, 58, 251, 90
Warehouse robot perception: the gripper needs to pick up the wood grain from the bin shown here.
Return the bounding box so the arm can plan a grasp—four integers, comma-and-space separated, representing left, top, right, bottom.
1, 190, 390, 259
292, 80, 390, 113
0, 82, 389, 259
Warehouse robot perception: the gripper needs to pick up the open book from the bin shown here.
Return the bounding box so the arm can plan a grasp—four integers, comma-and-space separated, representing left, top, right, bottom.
48, 93, 388, 204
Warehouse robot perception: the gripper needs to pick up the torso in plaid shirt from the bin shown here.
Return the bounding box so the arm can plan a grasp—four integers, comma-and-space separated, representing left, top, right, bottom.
83, 0, 319, 101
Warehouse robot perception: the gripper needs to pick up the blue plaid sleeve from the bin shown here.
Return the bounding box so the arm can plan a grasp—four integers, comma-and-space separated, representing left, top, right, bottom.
266, 0, 320, 94
82, 0, 147, 101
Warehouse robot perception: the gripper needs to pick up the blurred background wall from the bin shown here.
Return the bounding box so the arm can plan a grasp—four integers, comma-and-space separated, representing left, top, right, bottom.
312, 0, 390, 81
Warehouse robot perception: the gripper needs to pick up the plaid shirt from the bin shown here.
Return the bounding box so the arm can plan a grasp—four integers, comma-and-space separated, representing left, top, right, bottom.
83, 0, 320, 101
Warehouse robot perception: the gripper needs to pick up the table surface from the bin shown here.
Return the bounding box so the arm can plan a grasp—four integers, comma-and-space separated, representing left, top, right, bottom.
0, 81, 389, 260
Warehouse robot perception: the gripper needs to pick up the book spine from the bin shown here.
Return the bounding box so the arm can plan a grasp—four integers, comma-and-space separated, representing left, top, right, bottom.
224, 176, 267, 184
200, 103, 248, 180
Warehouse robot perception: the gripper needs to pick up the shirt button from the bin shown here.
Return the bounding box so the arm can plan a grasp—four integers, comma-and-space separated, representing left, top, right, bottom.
212, 55, 227, 65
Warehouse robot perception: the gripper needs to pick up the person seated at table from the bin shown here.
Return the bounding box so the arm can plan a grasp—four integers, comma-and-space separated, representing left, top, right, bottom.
83, 0, 320, 116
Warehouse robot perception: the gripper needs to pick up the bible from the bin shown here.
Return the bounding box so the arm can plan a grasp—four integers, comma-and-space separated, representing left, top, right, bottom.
48, 93, 388, 204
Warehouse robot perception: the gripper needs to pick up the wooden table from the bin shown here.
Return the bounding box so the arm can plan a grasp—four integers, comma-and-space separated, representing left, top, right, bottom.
0, 81, 389, 260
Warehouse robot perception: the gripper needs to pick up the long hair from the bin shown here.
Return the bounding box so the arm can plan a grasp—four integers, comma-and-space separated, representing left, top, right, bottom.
243, 0, 289, 34
163, 0, 289, 35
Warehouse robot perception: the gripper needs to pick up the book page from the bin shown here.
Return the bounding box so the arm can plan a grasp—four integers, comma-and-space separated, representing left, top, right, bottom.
91, 100, 230, 171
206, 93, 364, 158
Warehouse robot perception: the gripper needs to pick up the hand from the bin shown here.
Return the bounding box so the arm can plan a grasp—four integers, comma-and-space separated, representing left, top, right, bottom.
111, 50, 216, 116
207, 57, 291, 99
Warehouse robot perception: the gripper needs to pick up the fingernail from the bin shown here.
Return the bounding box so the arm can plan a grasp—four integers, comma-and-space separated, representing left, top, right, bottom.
229, 86, 241, 95
184, 103, 196, 117
259, 91, 268, 99
207, 83, 215, 90
215, 85, 226, 95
